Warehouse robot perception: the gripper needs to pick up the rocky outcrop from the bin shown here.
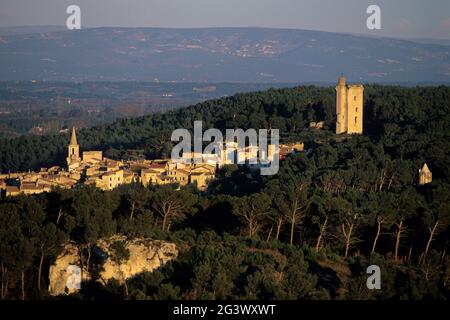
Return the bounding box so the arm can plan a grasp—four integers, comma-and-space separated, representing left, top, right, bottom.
48, 236, 178, 296
48, 242, 90, 295
96, 236, 178, 285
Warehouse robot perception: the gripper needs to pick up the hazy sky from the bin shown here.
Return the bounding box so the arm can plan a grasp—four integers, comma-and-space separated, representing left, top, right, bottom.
0, 0, 449, 39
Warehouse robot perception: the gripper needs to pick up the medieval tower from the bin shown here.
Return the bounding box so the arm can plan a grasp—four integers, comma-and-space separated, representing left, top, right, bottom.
335, 76, 364, 134
66, 127, 80, 168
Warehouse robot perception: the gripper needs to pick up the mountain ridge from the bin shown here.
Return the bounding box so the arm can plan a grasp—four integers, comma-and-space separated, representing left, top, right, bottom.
0, 26, 449, 82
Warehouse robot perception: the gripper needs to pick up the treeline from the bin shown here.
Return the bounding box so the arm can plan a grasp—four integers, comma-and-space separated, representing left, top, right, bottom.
0, 178, 448, 300
0, 84, 449, 300
0, 81, 287, 139
1, 85, 449, 173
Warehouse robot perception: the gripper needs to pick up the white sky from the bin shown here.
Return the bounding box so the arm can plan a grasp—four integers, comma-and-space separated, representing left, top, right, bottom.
0, 0, 449, 39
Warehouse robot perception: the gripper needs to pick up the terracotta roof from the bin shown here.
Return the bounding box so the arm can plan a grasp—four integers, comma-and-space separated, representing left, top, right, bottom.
190, 172, 214, 176
6, 186, 19, 192
103, 171, 118, 177
148, 163, 166, 169
142, 169, 161, 174
175, 169, 190, 176
21, 184, 42, 191
21, 182, 37, 187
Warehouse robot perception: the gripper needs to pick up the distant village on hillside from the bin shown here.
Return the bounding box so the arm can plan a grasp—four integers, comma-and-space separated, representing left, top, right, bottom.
0, 77, 432, 197
0, 126, 305, 196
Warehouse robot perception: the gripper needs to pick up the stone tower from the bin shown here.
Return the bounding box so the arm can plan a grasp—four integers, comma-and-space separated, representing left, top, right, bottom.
66, 127, 80, 168
418, 163, 432, 185
336, 76, 364, 134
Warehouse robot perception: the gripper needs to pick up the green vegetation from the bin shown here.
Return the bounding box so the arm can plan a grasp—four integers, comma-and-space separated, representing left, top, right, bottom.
0, 85, 449, 300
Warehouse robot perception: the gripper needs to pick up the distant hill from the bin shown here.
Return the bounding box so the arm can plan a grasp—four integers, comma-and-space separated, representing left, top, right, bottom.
0, 25, 66, 36
0, 27, 449, 83
0, 81, 297, 138
408, 38, 450, 46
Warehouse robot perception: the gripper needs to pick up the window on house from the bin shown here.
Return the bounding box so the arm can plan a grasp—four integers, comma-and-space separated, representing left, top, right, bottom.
355, 116, 358, 124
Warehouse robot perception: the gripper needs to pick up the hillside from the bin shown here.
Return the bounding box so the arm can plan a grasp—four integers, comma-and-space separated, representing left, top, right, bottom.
0, 27, 449, 82
0, 84, 449, 300
0, 81, 293, 138
0, 85, 449, 180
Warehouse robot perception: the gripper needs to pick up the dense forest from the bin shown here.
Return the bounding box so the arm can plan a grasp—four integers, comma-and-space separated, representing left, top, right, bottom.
0, 85, 449, 300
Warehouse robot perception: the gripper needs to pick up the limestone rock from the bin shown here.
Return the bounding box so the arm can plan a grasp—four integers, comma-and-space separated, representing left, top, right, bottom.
48, 236, 177, 296
96, 235, 178, 284
48, 242, 90, 296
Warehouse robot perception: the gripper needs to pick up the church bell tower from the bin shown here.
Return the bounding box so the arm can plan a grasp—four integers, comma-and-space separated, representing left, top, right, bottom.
67, 127, 80, 168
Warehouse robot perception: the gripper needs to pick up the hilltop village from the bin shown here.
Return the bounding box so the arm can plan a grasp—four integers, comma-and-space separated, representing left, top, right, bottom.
0, 125, 216, 196
0, 77, 432, 197
0, 126, 304, 196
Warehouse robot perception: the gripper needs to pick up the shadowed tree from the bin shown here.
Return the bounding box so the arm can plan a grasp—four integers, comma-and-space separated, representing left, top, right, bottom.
35, 223, 66, 292
0, 203, 21, 299
70, 187, 117, 275
420, 184, 450, 265
337, 191, 364, 257
276, 182, 308, 245
367, 192, 395, 255
232, 193, 271, 239
109, 240, 131, 297
392, 187, 417, 261
151, 186, 197, 232
309, 191, 334, 252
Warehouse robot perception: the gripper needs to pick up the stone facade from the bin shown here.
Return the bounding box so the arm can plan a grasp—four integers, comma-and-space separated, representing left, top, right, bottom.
336, 76, 364, 134
1, 127, 305, 196
1, 127, 218, 195
419, 163, 432, 185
